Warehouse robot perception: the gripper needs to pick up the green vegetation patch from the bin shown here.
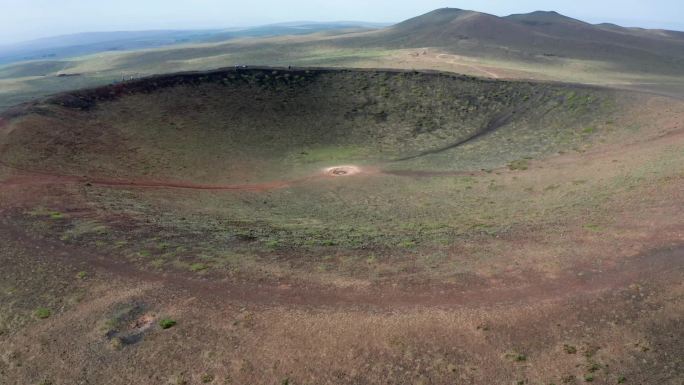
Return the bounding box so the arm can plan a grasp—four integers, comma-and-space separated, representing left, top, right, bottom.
34, 308, 51, 319
189, 263, 209, 272
508, 159, 530, 171
159, 318, 177, 329
583, 223, 604, 233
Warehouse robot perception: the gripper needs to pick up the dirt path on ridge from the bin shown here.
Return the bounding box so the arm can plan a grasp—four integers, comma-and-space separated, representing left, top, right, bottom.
1, 215, 681, 310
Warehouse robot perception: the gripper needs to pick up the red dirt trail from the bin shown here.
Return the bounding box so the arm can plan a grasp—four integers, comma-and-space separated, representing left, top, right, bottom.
1, 214, 681, 310
1, 158, 682, 309
0, 158, 489, 192
0, 160, 322, 191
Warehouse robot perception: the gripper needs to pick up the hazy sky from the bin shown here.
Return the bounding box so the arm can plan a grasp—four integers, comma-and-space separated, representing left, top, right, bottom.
1, 0, 683, 45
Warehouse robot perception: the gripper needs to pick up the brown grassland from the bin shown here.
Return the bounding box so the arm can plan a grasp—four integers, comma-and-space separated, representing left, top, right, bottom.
0, 29, 682, 385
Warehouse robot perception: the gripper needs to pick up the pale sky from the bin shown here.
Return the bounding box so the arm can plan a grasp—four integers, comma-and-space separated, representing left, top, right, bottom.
1, 0, 683, 45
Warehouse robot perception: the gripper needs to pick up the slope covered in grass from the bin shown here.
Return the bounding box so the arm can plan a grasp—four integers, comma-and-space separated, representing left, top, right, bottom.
1, 67, 612, 182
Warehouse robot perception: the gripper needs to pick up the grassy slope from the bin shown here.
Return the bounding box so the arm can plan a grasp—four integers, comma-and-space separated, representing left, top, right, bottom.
1, 15, 683, 385
1, 11, 684, 112
0, 60, 683, 385
2, 69, 610, 180
3, 68, 672, 282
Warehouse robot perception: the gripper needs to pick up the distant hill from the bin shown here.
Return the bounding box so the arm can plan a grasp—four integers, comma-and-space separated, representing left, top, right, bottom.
345, 8, 684, 75
0, 22, 386, 65
1, 8, 683, 112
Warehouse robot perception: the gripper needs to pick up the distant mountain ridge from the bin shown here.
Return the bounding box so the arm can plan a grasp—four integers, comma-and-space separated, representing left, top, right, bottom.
378, 8, 684, 48
3, 8, 682, 72
0, 22, 387, 65
1, 7, 683, 109
340, 8, 684, 75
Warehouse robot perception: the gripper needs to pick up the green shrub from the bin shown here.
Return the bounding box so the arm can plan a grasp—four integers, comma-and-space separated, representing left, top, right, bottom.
265, 240, 280, 249
508, 159, 530, 171
189, 263, 208, 272
34, 308, 51, 319
583, 224, 604, 232
159, 318, 177, 329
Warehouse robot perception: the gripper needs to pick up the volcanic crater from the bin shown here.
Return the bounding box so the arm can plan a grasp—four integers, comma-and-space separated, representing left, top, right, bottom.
0, 67, 611, 185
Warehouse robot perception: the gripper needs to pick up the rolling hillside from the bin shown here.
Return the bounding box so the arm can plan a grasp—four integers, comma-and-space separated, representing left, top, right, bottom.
1, 66, 682, 385
1, 8, 683, 112
0, 22, 384, 65
349, 8, 684, 75
1, 8, 683, 384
